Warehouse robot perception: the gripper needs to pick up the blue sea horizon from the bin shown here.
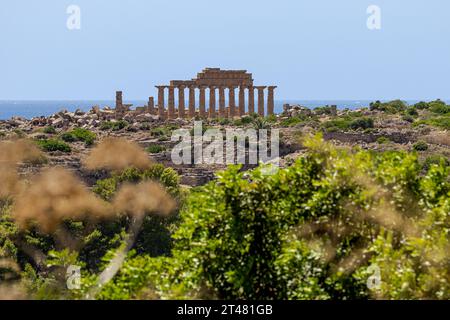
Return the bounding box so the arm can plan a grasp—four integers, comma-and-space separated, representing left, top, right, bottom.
0, 99, 448, 120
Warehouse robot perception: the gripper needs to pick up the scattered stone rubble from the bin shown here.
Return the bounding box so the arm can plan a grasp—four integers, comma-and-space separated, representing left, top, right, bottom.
1, 99, 448, 188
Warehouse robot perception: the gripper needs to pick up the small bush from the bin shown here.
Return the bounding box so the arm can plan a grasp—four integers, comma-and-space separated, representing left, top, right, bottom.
422, 155, 450, 171
150, 127, 168, 137
349, 117, 374, 130
234, 116, 253, 126
402, 115, 415, 123
36, 139, 71, 152
266, 114, 278, 123
405, 107, 418, 117
60, 132, 77, 142
321, 118, 351, 131
100, 120, 129, 131
61, 128, 96, 146
414, 101, 429, 110
150, 125, 179, 138
369, 100, 407, 113
158, 136, 170, 142
413, 140, 428, 152
218, 118, 231, 125
93, 165, 180, 201
313, 106, 333, 115
140, 123, 151, 130
376, 136, 390, 144
146, 145, 166, 154
321, 117, 374, 132
414, 117, 450, 130
43, 126, 57, 134
280, 115, 307, 127
428, 100, 450, 114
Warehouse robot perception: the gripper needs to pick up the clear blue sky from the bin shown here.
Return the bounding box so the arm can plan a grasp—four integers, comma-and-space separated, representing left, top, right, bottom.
1, 0, 449, 100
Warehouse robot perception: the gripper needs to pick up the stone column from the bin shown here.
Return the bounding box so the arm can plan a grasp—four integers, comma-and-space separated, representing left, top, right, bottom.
248, 86, 255, 115
209, 86, 216, 119
255, 86, 266, 117
218, 86, 226, 118
116, 91, 123, 110
267, 86, 277, 116
147, 97, 155, 114
168, 86, 175, 119
188, 86, 196, 118
178, 85, 185, 118
115, 91, 123, 119
199, 86, 206, 117
228, 86, 236, 118
156, 86, 166, 119
238, 86, 245, 116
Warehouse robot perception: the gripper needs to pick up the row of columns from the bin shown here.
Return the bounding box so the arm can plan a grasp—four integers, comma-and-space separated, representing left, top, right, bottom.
155, 85, 277, 119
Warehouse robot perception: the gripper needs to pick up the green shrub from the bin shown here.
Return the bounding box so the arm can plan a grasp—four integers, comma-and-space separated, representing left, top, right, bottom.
413, 140, 428, 151
402, 115, 415, 123
139, 122, 151, 130
313, 106, 333, 115
61, 128, 96, 146
146, 145, 166, 154
157, 136, 170, 142
60, 132, 76, 142
266, 114, 277, 123
280, 115, 308, 127
422, 155, 450, 171
233, 116, 253, 126
412, 100, 449, 114
72, 128, 96, 145
81, 165, 181, 272
321, 118, 351, 131
321, 116, 373, 132
369, 100, 407, 113
428, 100, 450, 115
100, 122, 113, 131
405, 107, 418, 117
425, 117, 450, 130
93, 165, 180, 201
217, 118, 231, 125
100, 120, 129, 131
36, 139, 71, 152
150, 127, 167, 137
150, 125, 179, 138
413, 101, 429, 110
43, 126, 57, 134
413, 116, 450, 130
376, 136, 390, 144
349, 117, 374, 130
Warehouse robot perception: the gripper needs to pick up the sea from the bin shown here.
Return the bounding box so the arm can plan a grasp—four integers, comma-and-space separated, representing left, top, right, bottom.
0, 100, 446, 120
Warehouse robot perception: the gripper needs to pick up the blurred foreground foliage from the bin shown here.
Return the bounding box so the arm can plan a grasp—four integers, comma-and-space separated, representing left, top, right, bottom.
1, 135, 449, 300
97, 135, 449, 300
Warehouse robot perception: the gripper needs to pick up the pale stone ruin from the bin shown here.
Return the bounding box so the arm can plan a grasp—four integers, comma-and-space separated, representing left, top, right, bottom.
115, 68, 277, 120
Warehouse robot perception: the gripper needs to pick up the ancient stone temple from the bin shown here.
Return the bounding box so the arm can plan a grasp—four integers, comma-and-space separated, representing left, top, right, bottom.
155, 68, 277, 120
